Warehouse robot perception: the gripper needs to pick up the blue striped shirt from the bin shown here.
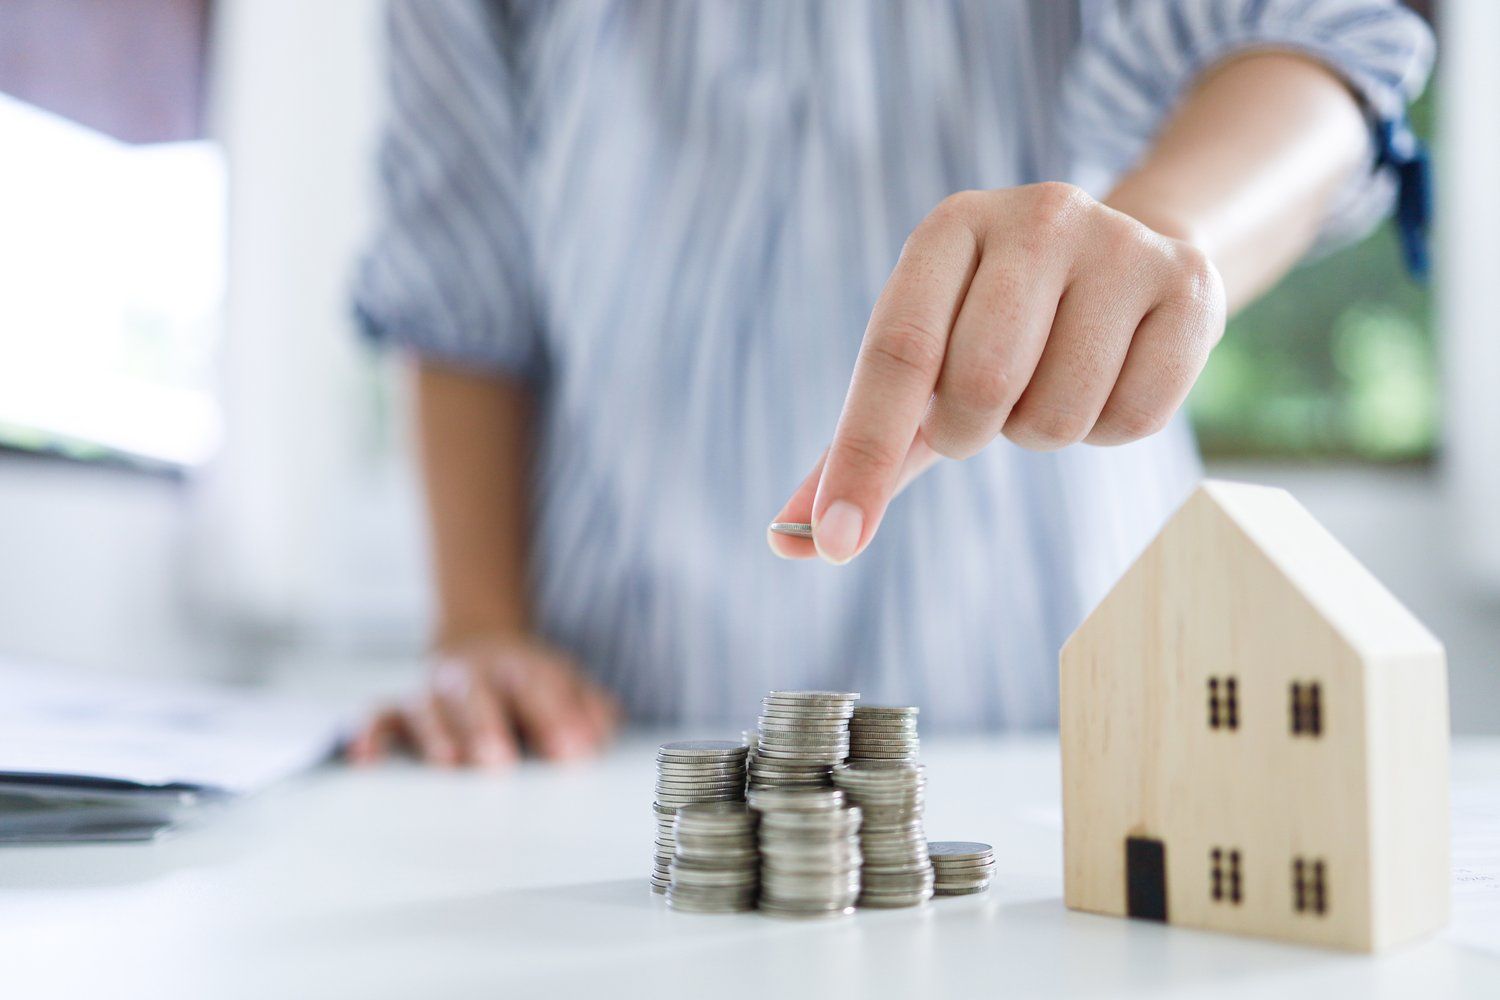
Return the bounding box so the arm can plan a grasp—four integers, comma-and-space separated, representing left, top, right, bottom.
355, 0, 1432, 731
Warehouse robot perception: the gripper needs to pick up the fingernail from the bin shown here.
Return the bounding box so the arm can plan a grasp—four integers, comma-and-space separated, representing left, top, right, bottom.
814, 501, 864, 565
475, 740, 507, 767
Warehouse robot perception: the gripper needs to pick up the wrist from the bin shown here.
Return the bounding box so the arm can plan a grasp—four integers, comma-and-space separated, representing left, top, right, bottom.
1103, 178, 1206, 251
433, 614, 530, 653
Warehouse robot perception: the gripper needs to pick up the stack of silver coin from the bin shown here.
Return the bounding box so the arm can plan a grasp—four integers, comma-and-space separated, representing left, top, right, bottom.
666, 803, 760, 913
832, 761, 933, 907
651, 740, 749, 894
929, 841, 996, 895
749, 691, 859, 790
848, 705, 920, 763
749, 787, 862, 918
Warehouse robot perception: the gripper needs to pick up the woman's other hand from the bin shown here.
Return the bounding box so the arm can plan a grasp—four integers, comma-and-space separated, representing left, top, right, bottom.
348, 635, 620, 768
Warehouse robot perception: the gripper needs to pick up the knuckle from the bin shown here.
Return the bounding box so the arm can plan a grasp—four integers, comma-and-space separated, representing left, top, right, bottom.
1096, 398, 1170, 442
907, 191, 985, 257
1099, 212, 1149, 261
1014, 182, 1091, 260
1026, 181, 1090, 233
922, 406, 991, 461
946, 361, 1013, 416
932, 188, 987, 223
1137, 246, 1226, 370
1004, 401, 1092, 451
1166, 244, 1226, 323
865, 317, 947, 381
835, 429, 908, 475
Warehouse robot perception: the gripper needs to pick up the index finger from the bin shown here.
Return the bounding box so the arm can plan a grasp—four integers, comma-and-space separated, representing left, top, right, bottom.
770, 439, 941, 560
810, 206, 979, 563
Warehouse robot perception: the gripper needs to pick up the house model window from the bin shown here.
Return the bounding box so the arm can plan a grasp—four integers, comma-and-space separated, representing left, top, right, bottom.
1290, 682, 1324, 736
1210, 847, 1243, 905
1208, 676, 1240, 730
1060, 481, 1450, 952
1294, 857, 1329, 916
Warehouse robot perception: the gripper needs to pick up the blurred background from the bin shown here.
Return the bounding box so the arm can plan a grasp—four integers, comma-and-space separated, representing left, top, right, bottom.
0, 0, 1495, 731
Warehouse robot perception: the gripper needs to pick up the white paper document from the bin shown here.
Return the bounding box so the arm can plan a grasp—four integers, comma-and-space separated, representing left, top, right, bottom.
0, 659, 348, 795
0, 659, 349, 841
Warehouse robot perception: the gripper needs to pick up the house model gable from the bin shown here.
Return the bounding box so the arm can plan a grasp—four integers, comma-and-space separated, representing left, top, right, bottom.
1194, 481, 1442, 661
1060, 481, 1449, 952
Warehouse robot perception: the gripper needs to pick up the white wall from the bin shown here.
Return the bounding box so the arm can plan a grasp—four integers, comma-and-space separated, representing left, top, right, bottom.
198, 0, 429, 653
1438, 0, 1500, 592
0, 458, 234, 679
0, 0, 430, 683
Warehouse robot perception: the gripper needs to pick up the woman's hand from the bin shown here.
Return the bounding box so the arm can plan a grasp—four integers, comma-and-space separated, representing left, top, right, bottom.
770, 182, 1225, 564
347, 634, 620, 768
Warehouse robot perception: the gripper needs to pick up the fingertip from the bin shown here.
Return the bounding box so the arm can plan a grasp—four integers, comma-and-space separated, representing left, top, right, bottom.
542, 731, 585, 761
590, 724, 616, 753
812, 500, 865, 565
570, 717, 604, 754
423, 741, 458, 768
349, 710, 402, 766
560, 709, 610, 759
575, 709, 607, 747
466, 712, 517, 766
473, 737, 516, 769
591, 694, 623, 738
350, 737, 383, 767
766, 529, 817, 560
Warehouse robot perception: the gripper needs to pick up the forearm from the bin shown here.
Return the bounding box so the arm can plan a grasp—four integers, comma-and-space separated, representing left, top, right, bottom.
1105, 51, 1370, 312
350, 361, 617, 768
412, 360, 535, 646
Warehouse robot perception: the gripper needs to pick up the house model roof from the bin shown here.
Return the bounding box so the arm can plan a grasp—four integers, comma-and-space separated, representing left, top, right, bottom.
1186, 480, 1442, 661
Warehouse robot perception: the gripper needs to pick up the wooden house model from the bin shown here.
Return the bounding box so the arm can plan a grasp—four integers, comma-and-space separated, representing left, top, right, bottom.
1060, 481, 1449, 951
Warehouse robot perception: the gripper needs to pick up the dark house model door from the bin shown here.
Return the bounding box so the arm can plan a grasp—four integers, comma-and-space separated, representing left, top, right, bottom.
1126, 836, 1168, 921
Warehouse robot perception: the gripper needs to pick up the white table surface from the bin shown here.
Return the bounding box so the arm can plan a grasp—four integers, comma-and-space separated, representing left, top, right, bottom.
3, 734, 1497, 1000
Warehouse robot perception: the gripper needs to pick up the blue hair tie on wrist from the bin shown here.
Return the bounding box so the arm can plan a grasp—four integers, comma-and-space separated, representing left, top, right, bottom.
1375, 116, 1432, 283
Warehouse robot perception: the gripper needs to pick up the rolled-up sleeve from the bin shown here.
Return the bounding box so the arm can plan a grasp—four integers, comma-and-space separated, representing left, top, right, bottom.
353, 0, 541, 378
1063, 0, 1435, 256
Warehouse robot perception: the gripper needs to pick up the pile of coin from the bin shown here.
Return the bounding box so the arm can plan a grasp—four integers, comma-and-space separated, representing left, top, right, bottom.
848, 705, 920, 763
650, 694, 997, 913
832, 761, 933, 907
749, 787, 862, 918
929, 841, 996, 895
666, 803, 760, 912
651, 740, 749, 894
749, 691, 859, 790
